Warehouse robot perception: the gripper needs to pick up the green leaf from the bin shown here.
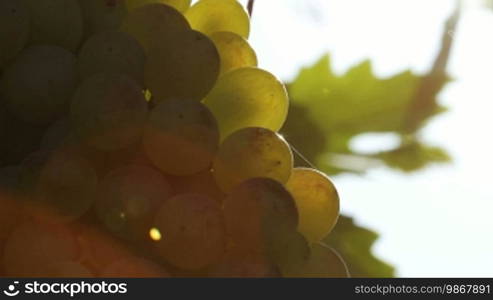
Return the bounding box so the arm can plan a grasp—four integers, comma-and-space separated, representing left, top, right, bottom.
324, 216, 395, 278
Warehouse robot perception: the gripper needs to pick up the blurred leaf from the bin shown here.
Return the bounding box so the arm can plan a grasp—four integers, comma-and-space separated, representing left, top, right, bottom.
375, 140, 451, 172
324, 216, 395, 278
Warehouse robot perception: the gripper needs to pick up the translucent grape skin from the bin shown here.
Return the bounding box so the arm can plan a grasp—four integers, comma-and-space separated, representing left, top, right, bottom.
143, 99, 220, 176
286, 243, 350, 278
223, 178, 299, 253
204, 68, 289, 140
70, 73, 149, 151
126, 0, 191, 13
210, 31, 258, 75
213, 127, 293, 193
78, 0, 128, 37
145, 30, 220, 102
0, 0, 30, 69
152, 193, 226, 270
95, 164, 173, 242
78, 30, 146, 86
3, 220, 79, 277
286, 168, 340, 243
121, 3, 191, 53
1, 45, 78, 124
22, 0, 84, 52
185, 0, 250, 38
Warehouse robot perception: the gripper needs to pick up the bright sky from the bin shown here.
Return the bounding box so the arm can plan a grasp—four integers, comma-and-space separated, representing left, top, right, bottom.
242, 0, 493, 277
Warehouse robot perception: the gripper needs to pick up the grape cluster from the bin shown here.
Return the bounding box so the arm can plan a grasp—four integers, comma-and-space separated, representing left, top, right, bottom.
0, 0, 347, 278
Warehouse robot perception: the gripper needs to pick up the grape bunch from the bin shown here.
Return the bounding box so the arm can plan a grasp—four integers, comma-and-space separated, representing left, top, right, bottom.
0, 0, 347, 278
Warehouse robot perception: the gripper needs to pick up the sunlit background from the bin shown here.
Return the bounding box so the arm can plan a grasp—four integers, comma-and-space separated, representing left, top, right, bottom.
232, 0, 493, 277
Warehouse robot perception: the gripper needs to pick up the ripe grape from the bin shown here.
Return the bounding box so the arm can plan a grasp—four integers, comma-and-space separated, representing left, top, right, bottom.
70, 73, 148, 151
31, 151, 98, 224
286, 168, 340, 243
144, 30, 219, 102
3, 220, 79, 277
204, 68, 289, 140
0, 0, 30, 69
1, 45, 78, 124
223, 178, 299, 252
95, 164, 173, 242
101, 257, 169, 277
208, 249, 280, 278
121, 3, 190, 52
78, 0, 128, 37
78, 30, 146, 86
287, 243, 350, 278
213, 127, 293, 193
126, 0, 191, 13
265, 228, 310, 277
143, 99, 219, 175
186, 0, 250, 38
210, 31, 257, 75
152, 193, 226, 270
22, 0, 84, 52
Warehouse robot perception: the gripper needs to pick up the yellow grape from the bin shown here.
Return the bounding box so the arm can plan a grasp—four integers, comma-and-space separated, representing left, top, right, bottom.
204, 68, 289, 140
70, 73, 148, 151
0, 0, 30, 68
223, 178, 298, 252
126, 0, 191, 13
143, 99, 219, 175
287, 243, 350, 278
145, 30, 219, 102
210, 31, 257, 75
78, 0, 128, 37
3, 220, 79, 277
78, 30, 146, 86
95, 164, 173, 242
22, 0, 84, 52
186, 0, 250, 38
121, 3, 190, 52
1, 45, 78, 124
286, 168, 340, 243
213, 127, 293, 193
152, 193, 226, 270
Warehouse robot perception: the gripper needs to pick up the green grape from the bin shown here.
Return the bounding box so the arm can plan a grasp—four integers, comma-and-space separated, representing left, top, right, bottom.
3, 220, 79, 277
101, 257, 170, 277
223, 178, 298, 252
24, 151, 98, 224
287, 243, 350, 278
145, 30, 219, 102
286, 168, 340, 243
78, 30, 146, 86
22, 0, 83, 52
185, 0, 250, 38
95, 164, 173, 242
143, 99, 219, 175
0, 0, 30, 69
152, 193, 226, 270
78, 0, 128, 37
121, 3, 190, 52
213, 127, 293, 193
210, 31, 257, 75
204, 68, 289, 140
70, 73, 149, 151
1, 45, 78, 124
126, 0, 191, 13
265, 228, 310, 277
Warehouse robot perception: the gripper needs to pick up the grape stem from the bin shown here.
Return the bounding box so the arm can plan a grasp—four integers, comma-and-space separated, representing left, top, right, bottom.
247, 0, 255, 17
